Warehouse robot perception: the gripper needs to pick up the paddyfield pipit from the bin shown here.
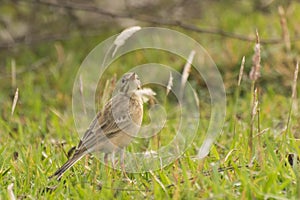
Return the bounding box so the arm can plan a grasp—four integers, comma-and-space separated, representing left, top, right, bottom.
50, 72, 143, 179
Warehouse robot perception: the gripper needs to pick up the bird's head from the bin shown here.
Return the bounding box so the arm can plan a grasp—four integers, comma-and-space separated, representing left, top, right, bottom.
119, 72, 141, 94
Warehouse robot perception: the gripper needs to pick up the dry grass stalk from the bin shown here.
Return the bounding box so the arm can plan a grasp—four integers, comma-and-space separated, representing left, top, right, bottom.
249, 30, 261, 81
11, 88, 19, 116
54, 42, 65, 63
100, 75, 117, 108
238, 56, 245, 86
278, 6, 291, 51
102, 79, 111, 105
286, 62, 299, 132
180, 50, 195, 100
7, 183, 16, 200
11, 60, 16, 88
248, 31, 262, 158
112, 26, 141, 57
149, 171, 167, 194
249, 88, 258, 157
193, 89, 200, 108
79, 75, 87, 114
251, 88, 258, 122
136, 87, 156, 103
233, 56, 246, 139
166, 72, 173, 96
292, 62, 299, 100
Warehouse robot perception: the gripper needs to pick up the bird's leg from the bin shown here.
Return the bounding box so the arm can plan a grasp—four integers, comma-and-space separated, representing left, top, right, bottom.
104, 153, 108, 165
120, 149, 125, 171
111, 151, 116, 169
104, 153, 109, 174
120, 149, 131, 182
84, 154, 90, 175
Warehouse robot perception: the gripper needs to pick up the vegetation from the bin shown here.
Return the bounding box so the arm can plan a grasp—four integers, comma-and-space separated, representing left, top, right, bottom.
1, 1, 300, 199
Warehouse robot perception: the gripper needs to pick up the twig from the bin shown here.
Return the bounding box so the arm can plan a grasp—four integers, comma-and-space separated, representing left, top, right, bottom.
2, 0, 299, 50
0, 32, 73, 49
33, 0, 296, 44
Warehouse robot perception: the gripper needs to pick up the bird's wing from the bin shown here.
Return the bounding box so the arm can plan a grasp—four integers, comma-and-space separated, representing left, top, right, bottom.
75, 95, 133, 153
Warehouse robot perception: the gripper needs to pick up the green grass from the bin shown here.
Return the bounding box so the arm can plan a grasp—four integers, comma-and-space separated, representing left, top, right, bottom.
1, 2, 300, 199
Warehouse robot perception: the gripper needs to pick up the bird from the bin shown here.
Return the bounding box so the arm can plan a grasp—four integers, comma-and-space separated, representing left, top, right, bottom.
49, 72, 143, 180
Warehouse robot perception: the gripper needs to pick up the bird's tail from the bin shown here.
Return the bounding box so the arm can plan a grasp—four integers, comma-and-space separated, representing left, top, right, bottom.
49, 152, 86, 180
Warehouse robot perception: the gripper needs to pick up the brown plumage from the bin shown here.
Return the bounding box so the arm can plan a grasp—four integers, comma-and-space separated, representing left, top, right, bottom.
50, 73, 143, 180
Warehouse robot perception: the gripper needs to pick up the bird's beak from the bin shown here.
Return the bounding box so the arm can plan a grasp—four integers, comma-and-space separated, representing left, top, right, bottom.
130, 72, 136, 80
129, 72, 141, 89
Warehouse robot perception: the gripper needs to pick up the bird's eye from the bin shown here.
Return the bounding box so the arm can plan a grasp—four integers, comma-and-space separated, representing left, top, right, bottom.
122, 79, 125, 84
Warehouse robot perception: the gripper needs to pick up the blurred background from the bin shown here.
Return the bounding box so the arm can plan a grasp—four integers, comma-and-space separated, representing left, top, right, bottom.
1, 0, 300, 117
